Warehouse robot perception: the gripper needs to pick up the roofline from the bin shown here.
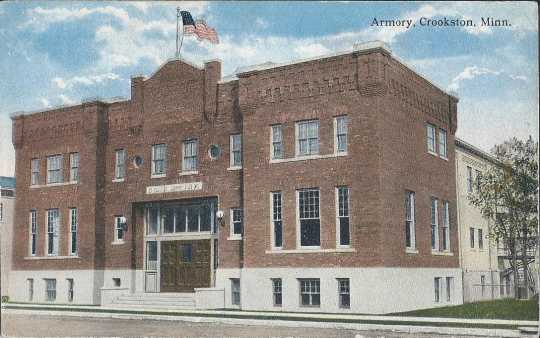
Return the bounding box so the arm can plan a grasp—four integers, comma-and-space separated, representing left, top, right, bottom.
142, 57, 204, 81
10, 97, 128, 119
455, 138, 501, 166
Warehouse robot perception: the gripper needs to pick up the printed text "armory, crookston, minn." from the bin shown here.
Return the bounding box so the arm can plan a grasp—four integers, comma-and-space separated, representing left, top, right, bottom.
371, 17, 511, 29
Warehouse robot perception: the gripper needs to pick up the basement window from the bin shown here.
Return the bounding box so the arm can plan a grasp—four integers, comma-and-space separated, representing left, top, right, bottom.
113, 278, 121, 287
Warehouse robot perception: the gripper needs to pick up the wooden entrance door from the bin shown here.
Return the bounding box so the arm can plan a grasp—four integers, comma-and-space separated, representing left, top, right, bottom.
160, 240, 211, 292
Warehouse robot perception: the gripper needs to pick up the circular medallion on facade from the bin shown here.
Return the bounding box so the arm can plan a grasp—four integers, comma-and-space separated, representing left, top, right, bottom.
133, 155, 143, 168
208, 144, 221, 160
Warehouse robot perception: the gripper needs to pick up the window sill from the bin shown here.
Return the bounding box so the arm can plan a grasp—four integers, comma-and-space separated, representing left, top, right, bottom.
111, 241, 125, 245
179, 170, 199, 176
270, 152, 347, 164
265, 248, 356, 254
432, 251, 454, 256
112, 178, 125, 183
150, 174, 166, 179
227, 236, 242, 241
439, 155, 449, 161
30, 181, 77, 189
427, 151, 438, 157
227, 166, 242, 171
24, 255, 80, 260
405, 248, 419, 254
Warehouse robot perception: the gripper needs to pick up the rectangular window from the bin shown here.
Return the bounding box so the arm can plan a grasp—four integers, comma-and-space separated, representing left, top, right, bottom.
442, 201, 450, 251
27, 279, 34, 301
427, 124, 436, 153
478, 228, 484, 249
69, 208, 77, 255
31, 158, 40, 185
230, 134, 242, 167
466, 166, 473, 193
335, 116, 348, 153
431, 198, 439, 251
182, 139, 198, 171
146, 206, 159, 235
298, 189, 320, 247
151, 144, 167, 175
337, 186, 350, 246
67, 278, 74, 302
338, 278, 350, 308
69, 152, 79, 182
297, 120, 319, 156
405, 191, 416, 249
45, 279, 56, 301
231, 208, 243, 237
434, 277, 441, 302
438, 129, 447, 158
46, 154, 63, 184
446, 277, 453, 302
271, 192, 283, 248
272, 278, 282, 306
470, 227, 475, 248
300, 279, 320, 307
146, 241, 158, 271
115, 149, 125, 180
481, 275, 486, 296
271, 125, 283, 160
231, 278, 240, 305
115, 216, 125, 242
30, 210, 37, 256
46, 209, 59, 255
475, 169, 482, 192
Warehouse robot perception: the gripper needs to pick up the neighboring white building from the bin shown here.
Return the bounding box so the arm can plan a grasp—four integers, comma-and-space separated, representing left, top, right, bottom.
455, 139, 507, 302
0, 176, 16, 301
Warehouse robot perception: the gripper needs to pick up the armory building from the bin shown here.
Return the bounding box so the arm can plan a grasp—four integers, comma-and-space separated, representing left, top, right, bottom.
10, 41, 461, 314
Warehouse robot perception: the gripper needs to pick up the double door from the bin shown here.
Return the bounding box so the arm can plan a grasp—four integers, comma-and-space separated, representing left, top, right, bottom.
160, 240, 211, 292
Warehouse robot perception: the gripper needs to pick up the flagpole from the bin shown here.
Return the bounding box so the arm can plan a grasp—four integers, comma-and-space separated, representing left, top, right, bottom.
175, 7, 180, 58
178, 8, 185, 57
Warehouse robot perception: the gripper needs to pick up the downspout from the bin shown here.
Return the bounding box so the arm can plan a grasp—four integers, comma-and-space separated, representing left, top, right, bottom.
455, 151, 465, 304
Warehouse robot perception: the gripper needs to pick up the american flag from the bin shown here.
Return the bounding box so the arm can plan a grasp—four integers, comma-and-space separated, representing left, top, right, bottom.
181, 11, 219, 44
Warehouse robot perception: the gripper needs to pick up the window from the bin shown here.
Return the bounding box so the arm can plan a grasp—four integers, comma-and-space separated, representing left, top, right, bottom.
113, 278, 121, 287
182, 139, 198, 171
69, 208, 77, 255
478, 228, 484, 249
146, 241, 158, 271
114, 216, 125, 242
438, 129, 447, 158
231, 279, 240, 305
151, 144, 167, 176
69, 152, 79, 182
115, 149, 125, 180
300, 279, 320, 307
470, 227, 475, 248
46, 209, 59, 255
426, 124, 436, 153
46, 154, 63, 184
230, 134, 242, 167
466, 166, 473, 193
431, 198, 439, 251
271, 125, 283, 159
271, 192, 283, 248
335, 116, 348, 153
298, 189, 320, 247
30, 210, 37, 256
405, 191, 416, 249
434, 277, 441, 302
45, 279, 56, 301
31, 158, 40, 185
231, 208, 243, 237
446, 277, 453, 302
481, 275, 486, 296
272, 278, 282, 306
337, 186, 350, 246
27, 279, 34, 301
181, 244, 193, 262
338, 278, 350, 308
67, 278, 74, 302
442, 201, 450, 251
297, 120, 319, 156
475, 169, 482, 192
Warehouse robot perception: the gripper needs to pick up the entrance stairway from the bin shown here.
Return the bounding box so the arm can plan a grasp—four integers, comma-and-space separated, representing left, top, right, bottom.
110, 292, 196, 310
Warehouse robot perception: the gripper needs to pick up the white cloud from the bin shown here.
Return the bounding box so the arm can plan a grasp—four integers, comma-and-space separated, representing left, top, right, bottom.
448, 65, 527, 91
40, 98, 51, 108
58, 94, 76, 105
255, 17, 269, 29
23, 6, 130, 31
52, 73, 120, 90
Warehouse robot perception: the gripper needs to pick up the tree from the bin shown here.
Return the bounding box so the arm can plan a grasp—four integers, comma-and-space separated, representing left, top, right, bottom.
469, 136, 538, 299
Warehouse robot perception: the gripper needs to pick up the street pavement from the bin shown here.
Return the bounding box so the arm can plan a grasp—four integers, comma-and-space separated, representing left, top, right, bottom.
1, 313, 495, 337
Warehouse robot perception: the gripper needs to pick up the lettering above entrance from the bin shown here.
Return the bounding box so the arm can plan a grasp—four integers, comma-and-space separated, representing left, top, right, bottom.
146, 182, 203, 194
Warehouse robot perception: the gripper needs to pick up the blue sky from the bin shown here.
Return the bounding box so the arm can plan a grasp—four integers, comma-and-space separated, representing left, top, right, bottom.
0, 1, 538, 176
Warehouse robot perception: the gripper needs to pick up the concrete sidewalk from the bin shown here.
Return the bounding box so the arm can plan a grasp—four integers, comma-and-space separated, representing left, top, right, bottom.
2, 303, 538, 337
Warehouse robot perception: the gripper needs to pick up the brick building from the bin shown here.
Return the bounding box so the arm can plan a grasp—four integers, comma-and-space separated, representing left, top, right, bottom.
10, 41, 461, 313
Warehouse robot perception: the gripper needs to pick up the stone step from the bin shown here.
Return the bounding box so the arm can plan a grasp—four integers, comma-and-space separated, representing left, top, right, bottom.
114, 298, 195, 305
110, 302, 196, 310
